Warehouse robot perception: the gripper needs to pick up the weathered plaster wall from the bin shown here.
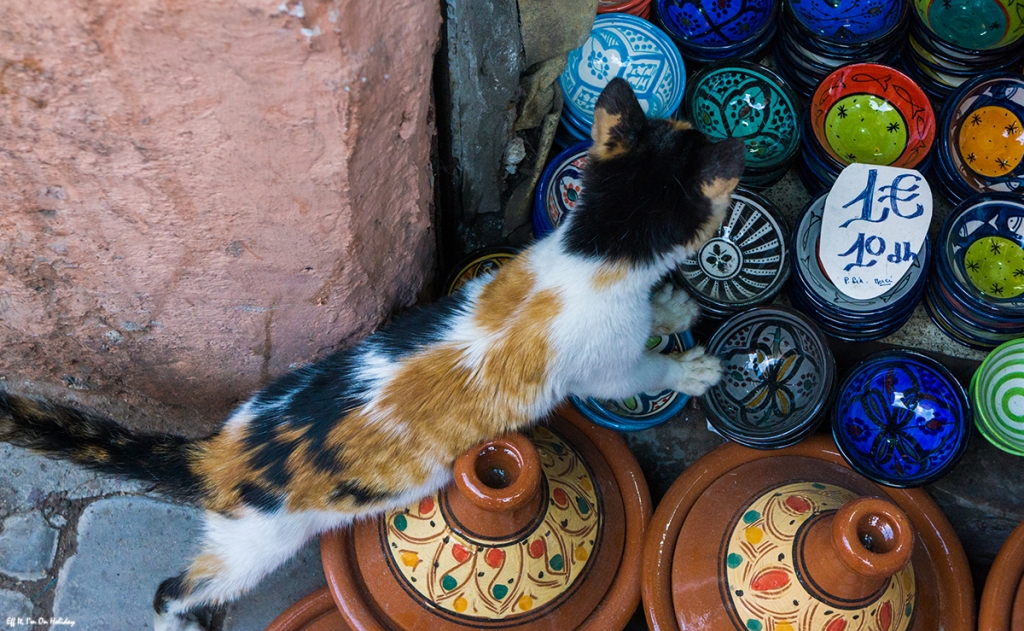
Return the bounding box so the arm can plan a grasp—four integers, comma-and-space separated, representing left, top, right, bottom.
0, 0, 439, 433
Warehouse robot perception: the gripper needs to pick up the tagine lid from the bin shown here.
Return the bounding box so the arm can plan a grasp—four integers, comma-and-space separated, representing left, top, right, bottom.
321, 404, 652, 631
979, 519, 1024, 631
642, 435, 975, 631
265, 587, 353, 631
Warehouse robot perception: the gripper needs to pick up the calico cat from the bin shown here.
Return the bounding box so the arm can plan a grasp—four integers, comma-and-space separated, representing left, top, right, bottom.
0, 78, 744, 631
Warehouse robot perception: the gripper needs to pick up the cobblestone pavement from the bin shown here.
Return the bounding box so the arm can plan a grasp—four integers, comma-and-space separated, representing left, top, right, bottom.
0, 444, 326, 631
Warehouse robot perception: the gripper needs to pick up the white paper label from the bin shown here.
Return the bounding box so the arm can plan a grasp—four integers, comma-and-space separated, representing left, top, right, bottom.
819, 164, 932, 300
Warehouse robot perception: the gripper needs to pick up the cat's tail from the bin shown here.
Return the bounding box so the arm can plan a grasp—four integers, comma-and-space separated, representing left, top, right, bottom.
0, 389, 202, 500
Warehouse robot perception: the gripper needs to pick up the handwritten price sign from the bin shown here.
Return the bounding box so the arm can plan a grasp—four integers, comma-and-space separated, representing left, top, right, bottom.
820, 164, 932, 300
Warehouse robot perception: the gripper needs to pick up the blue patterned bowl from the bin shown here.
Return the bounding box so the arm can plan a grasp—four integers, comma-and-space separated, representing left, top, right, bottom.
655, 0, 777, 50
833, 350, 972, 487
785, 0, 907, 44
560, 14, 686, 127
700, 306, 836, 449
533, 142, 590, 239
684, 61, 801, 172
571, 330, 696, 431
673, 189, 790, 312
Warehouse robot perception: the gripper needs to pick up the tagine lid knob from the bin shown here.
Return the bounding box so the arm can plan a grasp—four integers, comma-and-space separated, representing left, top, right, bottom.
643, 435, 976, 631
320, 404, 651, 631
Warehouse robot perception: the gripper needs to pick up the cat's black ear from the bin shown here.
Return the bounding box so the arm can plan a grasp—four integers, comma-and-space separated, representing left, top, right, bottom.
698, 138, 746, 209
590, 78, 646, 161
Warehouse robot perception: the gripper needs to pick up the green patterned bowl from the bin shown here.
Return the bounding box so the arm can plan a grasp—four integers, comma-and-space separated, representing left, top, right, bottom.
914, 0, 1024, 51
684, 60, 801, 172
971, 338, 1024, 456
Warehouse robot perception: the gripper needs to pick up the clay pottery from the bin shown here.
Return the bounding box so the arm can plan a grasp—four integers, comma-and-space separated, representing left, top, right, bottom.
980, 520, 1024, 631
265, 587, 352, 631
320, 404, 652, 631
641, 434, 975, 631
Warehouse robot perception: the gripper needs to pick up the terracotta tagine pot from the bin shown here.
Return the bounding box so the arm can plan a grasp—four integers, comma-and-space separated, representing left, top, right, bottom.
641, 434, 975, 631
980, 519, 1024, 631
265, 587, 353, 631
320, 403, 652, 631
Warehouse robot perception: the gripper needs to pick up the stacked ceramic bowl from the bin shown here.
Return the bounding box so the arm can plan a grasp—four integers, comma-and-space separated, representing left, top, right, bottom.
902, 0, 1024, 102
833, 350, 972, 487
925, 193, 1024, 349
533, 141, 589, 238
933, 72, 1024, 203
798, 63, 936, 192
653, 0, 777, 64
788, 193, 930, 341
700, 306, 836, 448
597, 0, 652, 19
682, 61, 801, 188
557, 13, 686, 148
572, 330, 698, 430
971, 338, 1024, 456
443, 246, 520, 296
774, 0, 908, 99
672, 188, 790, 319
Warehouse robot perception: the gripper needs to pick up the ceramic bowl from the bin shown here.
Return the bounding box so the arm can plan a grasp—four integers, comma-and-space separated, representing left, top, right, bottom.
572, 330, 696, 431
809, 63, 936, 168
937, 192, 1024, 315
939, 72, 1024, 198
971, 338, 1024, 456
700, 306, 836, 449
443, 246, 521, 296
560, 14, 686, 127
533, 141, 590, 238
785, 0, 907, 44
684, 61, 801, 173
673, 189, 790, 312
833, 350, 972, 487
654, 0, 777, 50
913, 0, 1024, 51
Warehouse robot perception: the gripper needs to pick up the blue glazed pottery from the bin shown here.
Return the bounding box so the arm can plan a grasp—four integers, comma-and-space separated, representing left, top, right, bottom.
655, 0, 776, 49
674, 189, 791, 314
533, 142, 590, 239
833, 350, 972, 487
684, 61, 801, 173
701, 306, 836, 449
571, 330, 696, 431
560, 14, 686, 127
785, 0, 906, 44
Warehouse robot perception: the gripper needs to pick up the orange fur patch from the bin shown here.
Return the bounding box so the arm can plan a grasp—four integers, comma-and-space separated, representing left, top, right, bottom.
191, 427, 259, 514
591, 262, 630, 290
671, 120, 693, 130
187, 553, 225, 586
590, 110, 628, 160
475, 256, 535, 333
701, 176, 740, 206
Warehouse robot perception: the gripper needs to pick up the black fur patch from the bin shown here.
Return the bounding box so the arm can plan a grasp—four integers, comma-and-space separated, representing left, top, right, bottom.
154, 573, 188, 614
236, 482, 284, 512
329, 480, 395, 506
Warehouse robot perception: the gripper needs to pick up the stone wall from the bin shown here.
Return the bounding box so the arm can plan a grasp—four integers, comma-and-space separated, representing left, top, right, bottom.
0, 0, 439, 433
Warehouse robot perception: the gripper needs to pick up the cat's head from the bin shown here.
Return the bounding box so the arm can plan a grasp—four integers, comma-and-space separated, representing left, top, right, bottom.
562, 78, 746, 267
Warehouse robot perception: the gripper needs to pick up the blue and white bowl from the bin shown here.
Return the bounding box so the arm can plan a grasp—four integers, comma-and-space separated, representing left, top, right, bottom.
533, 142, 590, 239
560, 14, 686, 128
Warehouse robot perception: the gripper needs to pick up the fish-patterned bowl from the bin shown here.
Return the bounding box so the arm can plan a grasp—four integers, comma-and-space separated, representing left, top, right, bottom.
533, 142, 590, 239
937, 193, 1024, 315
913, 0, 1024, 51
833, 350, 972, 487
673, 189, 790, 313
786, 0, 907, 45
971, 338, 1024, 456
571, 331, 695, 431
939, 73, 1024, 198
809, 63, 936, 169
684, 61, 802, 172
654, 0, 777, 50
701, 306, 836, 449
560, 13, 686, 127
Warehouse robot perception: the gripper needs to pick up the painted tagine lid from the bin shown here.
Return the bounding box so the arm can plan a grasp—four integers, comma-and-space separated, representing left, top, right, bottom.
979, 519, 1024, 631
642, 435, 975, 631
320, 404, 652, 631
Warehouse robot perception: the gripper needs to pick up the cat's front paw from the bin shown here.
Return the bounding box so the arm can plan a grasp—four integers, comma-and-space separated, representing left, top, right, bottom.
650, 283, 700, 335
670, 346, 723, 396
154, 612, 208, 631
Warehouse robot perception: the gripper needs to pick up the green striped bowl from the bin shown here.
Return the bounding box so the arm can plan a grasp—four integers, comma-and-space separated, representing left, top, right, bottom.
971, 338, 1024, 456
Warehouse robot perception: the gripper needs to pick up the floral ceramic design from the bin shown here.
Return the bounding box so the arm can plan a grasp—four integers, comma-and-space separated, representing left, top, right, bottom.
945, 75, 1024, 194
944, 194, 1024, 310
811, 63, 935, 169
723, 482, 916, 631
381, 426, 601, 622
914, 0, 1024, 50
656, 0, 776, 47
787, 0, 905, 43
687, 62, 800, 169
676, 190, 790, 310
561, 14, 685, 124
834, 351, 971, 487
545, 150, 588, 229
971, 338, 1024, 455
